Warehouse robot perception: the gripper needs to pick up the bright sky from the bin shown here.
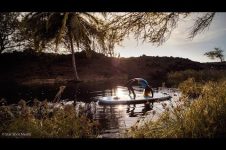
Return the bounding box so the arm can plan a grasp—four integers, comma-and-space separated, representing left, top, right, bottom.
114, 12, 226, 63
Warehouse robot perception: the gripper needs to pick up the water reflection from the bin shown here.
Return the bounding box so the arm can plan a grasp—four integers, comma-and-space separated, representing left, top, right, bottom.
91, 86, 157, 137
115, 87, 125, 97
126, 105, 137, 117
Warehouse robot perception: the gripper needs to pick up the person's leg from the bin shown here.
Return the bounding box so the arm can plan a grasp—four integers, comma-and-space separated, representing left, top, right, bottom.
130, 87, 136, 99
126, 79, 136, 99
150, 88, 154, 97
127, 86, 131, 95
126, 80, 133, 95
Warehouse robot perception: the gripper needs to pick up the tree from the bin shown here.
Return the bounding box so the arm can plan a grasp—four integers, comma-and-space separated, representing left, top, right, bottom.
23, 12, 111, 81
107, 12, 216, 46
0, 12, 20, 53
204, 48, 224, 62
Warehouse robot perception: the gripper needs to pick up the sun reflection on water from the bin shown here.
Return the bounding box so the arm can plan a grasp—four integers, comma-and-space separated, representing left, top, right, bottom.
117, 105, 123, 111
115, 86, 125, 97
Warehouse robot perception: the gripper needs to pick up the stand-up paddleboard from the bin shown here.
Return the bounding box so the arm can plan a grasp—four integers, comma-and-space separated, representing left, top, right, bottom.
98, 93, 171, 105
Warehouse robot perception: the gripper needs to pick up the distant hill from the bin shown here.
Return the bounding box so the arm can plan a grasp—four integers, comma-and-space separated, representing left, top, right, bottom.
0, 50, 226, 87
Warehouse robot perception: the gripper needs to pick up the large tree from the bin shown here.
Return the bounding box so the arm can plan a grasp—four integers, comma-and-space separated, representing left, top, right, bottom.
204, 48, 224, 62
0, 12, 20, 53
23, 12, 112, 81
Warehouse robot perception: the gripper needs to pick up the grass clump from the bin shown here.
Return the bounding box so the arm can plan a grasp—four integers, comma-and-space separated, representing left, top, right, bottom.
0, 100, 100, 138
126, 79, 226, 138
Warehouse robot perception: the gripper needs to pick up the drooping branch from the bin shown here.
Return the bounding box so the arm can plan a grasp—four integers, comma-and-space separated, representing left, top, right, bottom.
189, 12, 215, 39
107, 12, 218, 47
108, 12, 190, 46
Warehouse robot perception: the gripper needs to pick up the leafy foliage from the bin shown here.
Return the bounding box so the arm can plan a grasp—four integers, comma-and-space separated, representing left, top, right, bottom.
0, 12, 217, 54
0, 13, 20, 53
22, 12, 111, 55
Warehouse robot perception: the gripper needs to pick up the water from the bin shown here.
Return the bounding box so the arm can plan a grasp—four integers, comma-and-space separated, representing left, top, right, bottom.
0, 81, 180, 138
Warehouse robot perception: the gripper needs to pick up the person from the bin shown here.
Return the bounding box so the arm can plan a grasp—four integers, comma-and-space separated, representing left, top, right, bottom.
125, 78, 153, 99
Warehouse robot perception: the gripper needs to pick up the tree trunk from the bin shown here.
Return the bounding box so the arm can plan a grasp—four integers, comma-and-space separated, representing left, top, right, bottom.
69, 32, 80, 81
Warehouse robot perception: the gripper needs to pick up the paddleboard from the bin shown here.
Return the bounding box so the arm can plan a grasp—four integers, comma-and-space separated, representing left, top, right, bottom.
98, 93, 171, 105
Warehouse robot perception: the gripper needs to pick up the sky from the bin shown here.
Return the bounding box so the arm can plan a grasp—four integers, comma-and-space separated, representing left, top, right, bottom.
114, 12, 226, 63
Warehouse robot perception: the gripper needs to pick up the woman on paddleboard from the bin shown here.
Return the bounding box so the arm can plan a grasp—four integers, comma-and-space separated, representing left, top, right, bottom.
125, 78, 153, 99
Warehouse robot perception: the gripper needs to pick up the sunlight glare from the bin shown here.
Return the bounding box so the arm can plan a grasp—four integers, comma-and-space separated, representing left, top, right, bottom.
115, 87, 125, 97
117, 105, 123, 111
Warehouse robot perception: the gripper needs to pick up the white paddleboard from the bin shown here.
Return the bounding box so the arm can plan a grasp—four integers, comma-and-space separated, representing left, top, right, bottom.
98, 93, 171, 105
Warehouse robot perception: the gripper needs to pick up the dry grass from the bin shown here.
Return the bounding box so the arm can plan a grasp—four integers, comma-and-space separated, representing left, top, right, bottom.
126, 78, 226, 138
0, 100, 100, 138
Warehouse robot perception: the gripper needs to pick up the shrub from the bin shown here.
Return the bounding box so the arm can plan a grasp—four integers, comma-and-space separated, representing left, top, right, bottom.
167, 69, 226, 87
